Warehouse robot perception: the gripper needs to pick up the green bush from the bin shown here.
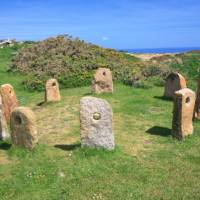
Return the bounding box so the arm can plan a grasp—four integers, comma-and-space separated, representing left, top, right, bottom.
166, 54, 200, 81
58, 72, 93, 89
11, 35, 142, 91
22, 74, 46, 92
11, 35, 200, 91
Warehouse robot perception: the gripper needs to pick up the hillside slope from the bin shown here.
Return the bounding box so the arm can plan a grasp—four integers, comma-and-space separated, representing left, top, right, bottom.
11, 35, 141, 91
9, 35, 200, 91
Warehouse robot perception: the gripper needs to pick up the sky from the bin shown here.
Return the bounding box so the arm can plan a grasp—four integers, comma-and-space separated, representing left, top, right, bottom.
1, 0, 200, 49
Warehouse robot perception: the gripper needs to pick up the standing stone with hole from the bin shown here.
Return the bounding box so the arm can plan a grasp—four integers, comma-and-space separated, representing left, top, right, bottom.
10, 107, 38, 149
193, 80, 200, 119
92, 68, 113, 94
164, 72, 187, 99
80, 96, 114, 150
0, 84, 19, 122
45, 78, 61, 102
0, 96, 9, 140
172, 88, 195, 140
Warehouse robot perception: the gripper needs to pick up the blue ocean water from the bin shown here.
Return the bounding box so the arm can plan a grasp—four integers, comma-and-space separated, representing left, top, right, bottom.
121, 47, 200, 54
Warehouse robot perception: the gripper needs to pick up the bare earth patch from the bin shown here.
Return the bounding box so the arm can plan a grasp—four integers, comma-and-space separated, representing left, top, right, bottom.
129, 53, 175, 61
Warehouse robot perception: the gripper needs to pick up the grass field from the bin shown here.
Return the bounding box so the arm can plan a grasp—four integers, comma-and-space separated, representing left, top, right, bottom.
0, 47, 200, 200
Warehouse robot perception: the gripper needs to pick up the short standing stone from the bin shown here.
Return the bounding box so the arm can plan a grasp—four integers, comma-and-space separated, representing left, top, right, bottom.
164, 72, 186, 99
193, 80, 200, 119
0, 96, 9, 140
92, 68, 113, 94
10, 107, 38, 149
45, 78, 61, 102
0, 84, 19, 122
172, 88, 195, 140
80, 96, 114, 150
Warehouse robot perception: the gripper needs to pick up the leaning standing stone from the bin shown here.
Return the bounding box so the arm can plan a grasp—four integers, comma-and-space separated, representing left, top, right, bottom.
10, 107, 38, 149
193, 80, 200, 119
0, 84, 19, 122
92, 68, 113, 94
80, 96, 114, 150
0, 96, 9, 140
164, 72, 186, 99
45, 78, 61, 102
172, 88, 195, 140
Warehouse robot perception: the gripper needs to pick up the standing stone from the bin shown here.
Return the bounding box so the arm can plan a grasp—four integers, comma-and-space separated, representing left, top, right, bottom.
80, 96, 114, 150
0, 84, 19, 122
0, 96, 9, 140
92, 68, 113, 94
10, 107, 38, 149
45, 78, 61, 102
172, 88, 195, 140
164, 72, 187, 99
194, 80, 200, 119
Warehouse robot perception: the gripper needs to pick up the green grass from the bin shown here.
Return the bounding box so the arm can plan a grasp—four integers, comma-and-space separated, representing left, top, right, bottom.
0, 47, 200, 200
0, 46, 41, 105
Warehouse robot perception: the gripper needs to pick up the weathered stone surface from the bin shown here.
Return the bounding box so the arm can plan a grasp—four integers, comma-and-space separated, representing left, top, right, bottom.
193, 80, 200, 119
0, 96, 9, 140
80, 96, 114, 150
0, 84, 19, 122
10, 107, 38, 149
92, 68, 113, 94
172, 88, 195, 140
164, 72, 187, 99
45, 78, 61, 102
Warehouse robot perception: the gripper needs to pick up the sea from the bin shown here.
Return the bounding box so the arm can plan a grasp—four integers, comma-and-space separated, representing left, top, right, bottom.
120, 47, 200, 54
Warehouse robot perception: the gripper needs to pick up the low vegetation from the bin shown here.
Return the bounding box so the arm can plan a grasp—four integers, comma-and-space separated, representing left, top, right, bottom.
11, 35, 141, 91
11, 35, 200, 91
0, 42, 200, 199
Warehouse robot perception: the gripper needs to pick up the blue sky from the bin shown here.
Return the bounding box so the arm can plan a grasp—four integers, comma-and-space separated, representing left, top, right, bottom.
1, 0, 200, 49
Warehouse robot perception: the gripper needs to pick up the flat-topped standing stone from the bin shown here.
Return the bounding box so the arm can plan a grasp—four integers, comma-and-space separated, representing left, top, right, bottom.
172, 88, 195, 140
92, 68, 113, 94
0, 96, 9, 140
194, 80, 200, 119
164, 72, 187, 99
45, 78, 61, 102
0, 84, 19, 122
10, 107, 38, 149
80, 96, 114, 150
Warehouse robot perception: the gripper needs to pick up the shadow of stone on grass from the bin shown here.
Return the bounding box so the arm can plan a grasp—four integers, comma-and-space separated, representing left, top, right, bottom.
54, 143, 81, 151
0, 142, 12, 150
36, 101, 45, 106
154, 96, 172, 102
146, 126, 171, 137
83, 92, 93, 96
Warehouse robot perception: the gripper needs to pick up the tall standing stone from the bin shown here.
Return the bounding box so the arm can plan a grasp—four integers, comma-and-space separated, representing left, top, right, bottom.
80, 96, 114, 150
0, 96, 9, 140
10, 107, 38, 149
194, 80, 200, 119
45, 78, 61, 102
172, 88, 195, 140
0, 84, 19, 122
164, 72, 187, 99
92, 68, 113, 94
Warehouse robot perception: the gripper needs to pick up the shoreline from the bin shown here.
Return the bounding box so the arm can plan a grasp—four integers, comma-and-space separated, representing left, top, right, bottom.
119, 47, 200, 54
